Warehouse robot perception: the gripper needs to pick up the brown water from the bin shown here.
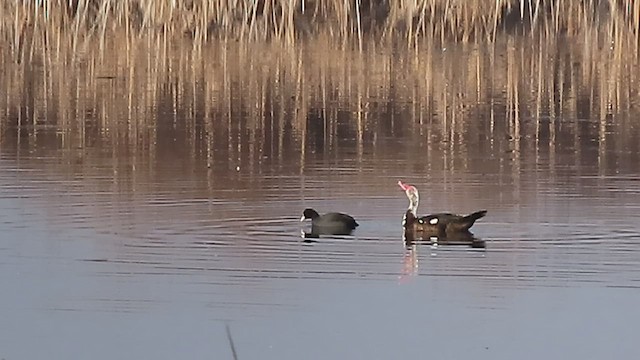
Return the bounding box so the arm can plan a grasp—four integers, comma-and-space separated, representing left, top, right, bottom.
2, 31, 640, 359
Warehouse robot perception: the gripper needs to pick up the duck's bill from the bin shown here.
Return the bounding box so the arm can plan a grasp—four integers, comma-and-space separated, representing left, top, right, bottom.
300, 215, 306, 221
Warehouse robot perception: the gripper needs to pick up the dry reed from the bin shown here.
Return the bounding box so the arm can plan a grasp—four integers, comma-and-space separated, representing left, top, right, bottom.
2, 0, 639, 50
2, 21, 639, 161
1, 0, 640, 183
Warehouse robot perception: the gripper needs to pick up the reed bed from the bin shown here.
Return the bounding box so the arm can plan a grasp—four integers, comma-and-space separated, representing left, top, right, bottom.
1, 17, 639, 175
1, 1, 640, 185
2, 0, 639, 50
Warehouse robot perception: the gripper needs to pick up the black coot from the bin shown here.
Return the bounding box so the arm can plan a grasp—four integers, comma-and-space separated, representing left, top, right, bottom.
300, 208, 359, 236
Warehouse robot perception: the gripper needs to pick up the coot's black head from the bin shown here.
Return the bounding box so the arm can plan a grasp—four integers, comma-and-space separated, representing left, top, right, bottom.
300, 208, 320, 221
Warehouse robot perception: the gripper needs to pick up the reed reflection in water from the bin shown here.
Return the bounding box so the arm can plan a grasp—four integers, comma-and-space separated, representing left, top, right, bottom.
1, 25, 640, 360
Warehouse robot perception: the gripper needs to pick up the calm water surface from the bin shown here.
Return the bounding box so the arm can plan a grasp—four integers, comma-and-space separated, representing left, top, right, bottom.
2, 40, 640, 359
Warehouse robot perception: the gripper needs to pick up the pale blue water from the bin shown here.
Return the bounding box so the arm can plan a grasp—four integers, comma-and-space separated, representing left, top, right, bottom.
1, 136, 640, 359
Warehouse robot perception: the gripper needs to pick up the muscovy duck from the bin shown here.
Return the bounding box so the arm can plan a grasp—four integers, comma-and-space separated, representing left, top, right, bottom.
398, 180, 486, 236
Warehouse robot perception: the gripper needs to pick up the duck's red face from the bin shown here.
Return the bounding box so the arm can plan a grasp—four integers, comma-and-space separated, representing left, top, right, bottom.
397, 180, 416, 193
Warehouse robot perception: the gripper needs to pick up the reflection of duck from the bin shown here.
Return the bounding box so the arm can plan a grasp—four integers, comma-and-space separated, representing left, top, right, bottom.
399, 231, 485, 285
398, 180, 486, 237
300, 208, 359, 236
403, 229, 486, 248
399, 243, 419, 283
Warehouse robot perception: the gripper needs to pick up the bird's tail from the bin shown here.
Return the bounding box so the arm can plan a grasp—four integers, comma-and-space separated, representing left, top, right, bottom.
463, 210, 487, 224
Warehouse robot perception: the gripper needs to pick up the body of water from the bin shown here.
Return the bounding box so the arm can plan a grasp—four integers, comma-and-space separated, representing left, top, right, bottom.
1, 27, 640, 359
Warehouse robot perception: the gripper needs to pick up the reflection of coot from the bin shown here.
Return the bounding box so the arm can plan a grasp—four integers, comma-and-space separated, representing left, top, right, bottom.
300, 208, 359, 236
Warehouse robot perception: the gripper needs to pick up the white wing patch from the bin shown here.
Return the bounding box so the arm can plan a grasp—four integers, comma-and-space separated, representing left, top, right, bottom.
429, 218, 439, 225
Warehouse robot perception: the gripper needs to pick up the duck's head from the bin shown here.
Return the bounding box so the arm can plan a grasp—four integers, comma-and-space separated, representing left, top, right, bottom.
398, 180, 419, 215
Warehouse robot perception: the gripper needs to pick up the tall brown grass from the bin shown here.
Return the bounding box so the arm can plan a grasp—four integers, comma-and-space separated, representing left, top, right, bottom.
1, 0, 640, 182
2, 24, 639, 162
2, 0, 639, 50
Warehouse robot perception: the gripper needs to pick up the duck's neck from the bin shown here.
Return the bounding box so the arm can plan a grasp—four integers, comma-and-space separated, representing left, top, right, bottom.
407, 196, 419, 216
403, 209, 416, 227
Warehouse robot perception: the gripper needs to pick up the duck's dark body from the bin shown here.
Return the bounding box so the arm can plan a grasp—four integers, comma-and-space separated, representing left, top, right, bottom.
301, 208, 358, 235
403, 209, 487, 236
